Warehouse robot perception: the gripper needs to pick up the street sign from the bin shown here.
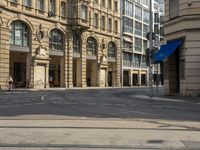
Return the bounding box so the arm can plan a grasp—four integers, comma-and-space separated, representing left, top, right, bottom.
146, 32, 156, 40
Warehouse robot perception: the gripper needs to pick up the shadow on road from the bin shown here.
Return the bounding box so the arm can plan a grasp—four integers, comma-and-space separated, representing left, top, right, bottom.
0, 87, 200, 122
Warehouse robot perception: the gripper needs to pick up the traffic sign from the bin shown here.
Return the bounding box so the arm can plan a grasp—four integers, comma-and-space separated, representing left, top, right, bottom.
146, 32, 156, 40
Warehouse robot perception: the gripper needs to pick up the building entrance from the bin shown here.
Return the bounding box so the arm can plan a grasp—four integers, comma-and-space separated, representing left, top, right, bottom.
108, 71, 112, 87
86, 60, 97, 87
123, 71, 130, 86
10, 52, 27, 88
73, 58, 81, 87
169, 49, 180, 94
49, 56, 64, 87
132, 74, 138, 86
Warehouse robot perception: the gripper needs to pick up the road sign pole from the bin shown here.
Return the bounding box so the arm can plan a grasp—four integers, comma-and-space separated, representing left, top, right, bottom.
149, 0, 154, 97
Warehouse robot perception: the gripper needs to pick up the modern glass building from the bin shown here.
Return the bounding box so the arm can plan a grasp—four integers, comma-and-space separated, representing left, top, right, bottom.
121, 0, 150, 86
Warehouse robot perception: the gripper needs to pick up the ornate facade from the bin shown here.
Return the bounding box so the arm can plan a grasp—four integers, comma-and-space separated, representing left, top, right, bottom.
0, 0, 121, 89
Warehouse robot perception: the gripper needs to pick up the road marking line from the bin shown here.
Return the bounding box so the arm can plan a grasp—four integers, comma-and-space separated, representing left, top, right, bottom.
3, 102, 13, 104
24, 104, 33, 106
132, 95, 185, 102
11, 104, 22, 107
36, 103, 44, 105
87, 103, 97, 105
114, 104, 126, 106
100, 103, 111, 106
0, 105, 10, 108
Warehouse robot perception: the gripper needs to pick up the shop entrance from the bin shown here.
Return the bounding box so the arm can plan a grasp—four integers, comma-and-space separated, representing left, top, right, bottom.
49, 56, 63, 87
168, 49, 180, 94
132, 73, 138, 86
123, 71, 130, 86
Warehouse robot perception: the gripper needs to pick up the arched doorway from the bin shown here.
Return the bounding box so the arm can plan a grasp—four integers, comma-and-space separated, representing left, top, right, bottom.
86, 37, 98, 87
9, 20, 31, 88
49, 28, 65, 87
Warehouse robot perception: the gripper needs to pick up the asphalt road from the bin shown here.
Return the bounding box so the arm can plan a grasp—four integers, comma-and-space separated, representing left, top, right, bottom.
0, 87, 200, 149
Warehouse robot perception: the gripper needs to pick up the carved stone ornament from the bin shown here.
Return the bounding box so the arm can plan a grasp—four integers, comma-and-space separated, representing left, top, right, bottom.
35, 46, 47, 58
100, 39, 108, 65
36, 24, 45, 43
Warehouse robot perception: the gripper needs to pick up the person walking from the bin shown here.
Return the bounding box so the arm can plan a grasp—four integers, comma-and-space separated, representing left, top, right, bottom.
8, 76, 13, 91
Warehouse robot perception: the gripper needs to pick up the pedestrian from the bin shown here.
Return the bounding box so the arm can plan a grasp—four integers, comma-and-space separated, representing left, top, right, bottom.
8, 75, 13, 91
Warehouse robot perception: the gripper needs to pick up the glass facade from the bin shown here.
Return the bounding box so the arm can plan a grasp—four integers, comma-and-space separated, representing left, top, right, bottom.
124, 0, 134, 17
123, 17, 133, 33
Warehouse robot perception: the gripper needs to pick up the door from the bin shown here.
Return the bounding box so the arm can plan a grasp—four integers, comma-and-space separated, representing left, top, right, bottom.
108, 71, 112, 87
169, 49, 180, 94
132, 74, 138, 86
13, 63, 26, 87
123, 71, 129, 86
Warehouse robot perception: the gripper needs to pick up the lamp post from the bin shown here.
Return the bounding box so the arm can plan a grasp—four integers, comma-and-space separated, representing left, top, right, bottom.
149, 0, 154, 97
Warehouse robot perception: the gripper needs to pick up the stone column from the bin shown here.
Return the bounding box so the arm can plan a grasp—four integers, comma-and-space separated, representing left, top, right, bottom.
76, 59, 82, 87
81, 36, 87, 87
64, 35, 68, 88
60, 57, 65, 87
116, 44, 121, 86
68, 31, 73, 87
26, 53, 31, 87
45, 63, 49, 88
0, 25, 10, 90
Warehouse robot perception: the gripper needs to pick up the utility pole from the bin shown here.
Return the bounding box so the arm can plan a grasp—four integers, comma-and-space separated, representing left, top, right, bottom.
149, 0, 154, 97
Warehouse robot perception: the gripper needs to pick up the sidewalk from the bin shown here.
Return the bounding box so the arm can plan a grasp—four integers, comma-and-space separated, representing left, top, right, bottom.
0, 118, 200, 149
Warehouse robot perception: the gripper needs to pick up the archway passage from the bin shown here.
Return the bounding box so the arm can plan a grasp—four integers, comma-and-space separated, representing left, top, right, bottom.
86, 37, 98, 87
9, 20, 31, 88
48, 28, 65, 88
49, 56, 64, 88
10, 52, 27, 88
86, 60, 97, 87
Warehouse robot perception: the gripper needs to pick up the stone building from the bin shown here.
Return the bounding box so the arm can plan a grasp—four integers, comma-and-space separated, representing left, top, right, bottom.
154, 0, 200, 96
0, 0, 121, 89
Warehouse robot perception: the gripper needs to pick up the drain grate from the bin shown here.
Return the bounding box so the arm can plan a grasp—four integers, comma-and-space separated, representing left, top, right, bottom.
148, 140, 164, 144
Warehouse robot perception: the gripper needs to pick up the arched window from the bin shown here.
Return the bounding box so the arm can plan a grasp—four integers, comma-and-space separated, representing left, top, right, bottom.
10, 21, 29, 47
87, 37, 97, 56
73, 33, 81, 54
108, 42, 116, 58
49, 29, 63, 51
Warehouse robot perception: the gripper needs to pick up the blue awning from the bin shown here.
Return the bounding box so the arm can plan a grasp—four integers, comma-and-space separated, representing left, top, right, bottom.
153, 39, 183, 63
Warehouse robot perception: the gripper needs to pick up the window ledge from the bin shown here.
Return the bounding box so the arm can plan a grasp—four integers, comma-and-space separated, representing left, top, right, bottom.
37, 9, 45, 13
23, 5, 34, 10
10, 45, 30, 52
9, 1, 19, 5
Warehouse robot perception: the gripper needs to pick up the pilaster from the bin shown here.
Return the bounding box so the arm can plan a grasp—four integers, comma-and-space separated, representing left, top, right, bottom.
81, 36, 87, 87
0, 26, 10, 90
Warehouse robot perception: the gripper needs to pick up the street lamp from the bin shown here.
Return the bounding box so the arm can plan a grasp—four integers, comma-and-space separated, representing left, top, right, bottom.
149, 0, 154, 97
